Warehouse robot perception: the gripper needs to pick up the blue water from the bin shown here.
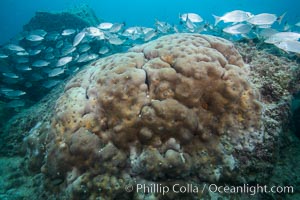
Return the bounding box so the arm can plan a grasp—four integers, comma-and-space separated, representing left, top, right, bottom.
0, 0, 299, 45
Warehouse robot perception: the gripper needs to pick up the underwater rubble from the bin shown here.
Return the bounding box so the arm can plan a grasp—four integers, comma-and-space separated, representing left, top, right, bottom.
0, 33, 299, 200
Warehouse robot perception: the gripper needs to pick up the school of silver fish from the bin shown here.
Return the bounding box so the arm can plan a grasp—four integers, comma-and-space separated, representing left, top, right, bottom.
0, 10, 299, 109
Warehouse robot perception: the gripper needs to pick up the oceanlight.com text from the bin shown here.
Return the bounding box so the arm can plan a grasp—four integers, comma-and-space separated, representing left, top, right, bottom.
125, 183, 294, 196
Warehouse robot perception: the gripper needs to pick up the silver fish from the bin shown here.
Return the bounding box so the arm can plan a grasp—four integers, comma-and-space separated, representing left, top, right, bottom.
56, 56, 72, 67
98, 46, 109, 55
0, 88, 14, 93
56, 40, 64, 49
28, 49, 42, 56
48, 68, 65, 77
2, 72, 19, 78
5, 44, 25, 52
46, 32, 60, 41
16, 51, 29, 56
144, 29, 157, 41
6, 100, 25, 108
44, 53, 55, 60
42, 80, 61, 88
264, 32, 300, 44
213, 10, 253, 26
275, 40, 300, 54
31, 29, 47, 37
62, 29, 76, 36
73, 32, 86, 47
32, 60, 50, 67
108, 36, 125, 45
180, 13, 203, 23
85, 27, 104, 38
15, 57, 29, 64
16, 65, 32, 71
98, 22, 113, 30
26, 34, 44, 42
0, 53, 8, 58
3, 90, 26, 97
31, 73, 44, 81
185, 16, 196, 31
78, 44, 91, 53
257, 28, 278, 39
109, 23, 125, 33
247, 13, 286, 26
77, 53, 90, 63
223, 24, 252, 35
61, 45, 76, 56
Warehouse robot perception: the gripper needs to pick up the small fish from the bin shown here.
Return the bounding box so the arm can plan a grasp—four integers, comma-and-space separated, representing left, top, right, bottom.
247, 12, 286, 26
3, 90, 26, 97
185, 16, 196, 31
48, 68, 65, 77
31, 73, 44, 81
56, 56, 72, 67
85, 27, 104, 38
45, 47, 54, 53
123, 26, 141, 35
46, 32, 60, 41
56, 40, 64, 49
0, 53, 8, 58
180, 13, 203, 23
44, 53, 55, 60
109, 23, 125, 33
155, 20, 172, 33
98, 46, 109, 54
15, 57, 29, 64
257, 28, 278, 39
32, 60, 50, 67
26, 34, 44, 42
295, 21, 300, 27
5, 44, 25, 52
0, 88, 14, 94
42, 80, 61, 88
144, 29, 157, 41
6, 100, 25, 108
2, 72, 19, 79
283, 22, 292, 31
98, 22, 113, 30
73, 31, 86, 47
31, 29, 47, 37
27, 49, 42, 56
77, 53, 98, 63
213, 10, 253, 26
223, 24, 252, 35
16, 65, 32, 71
61, 29, 76, 36
16, 51, 29, 56
275, 40, 300, 54
42, 80, 61, 89
61, 45, 76, 56
78, 44, 91, 53
264, 32, 300, 44
108, 36, 125, 45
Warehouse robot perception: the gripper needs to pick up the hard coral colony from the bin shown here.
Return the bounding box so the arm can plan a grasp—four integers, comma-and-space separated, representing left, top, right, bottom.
25, 33, 263, 199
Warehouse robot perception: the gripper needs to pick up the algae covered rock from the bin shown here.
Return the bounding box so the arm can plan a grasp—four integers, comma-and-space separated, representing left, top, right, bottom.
25, 33, 265, 199
23, 5, 100, 32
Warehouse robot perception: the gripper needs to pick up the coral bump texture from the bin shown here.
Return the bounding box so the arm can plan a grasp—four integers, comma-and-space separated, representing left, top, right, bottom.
29, 34, 263, 199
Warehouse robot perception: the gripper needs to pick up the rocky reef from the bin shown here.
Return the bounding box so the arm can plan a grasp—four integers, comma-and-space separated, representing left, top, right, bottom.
1, 33, 300, 199
23, 5, 100, 32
